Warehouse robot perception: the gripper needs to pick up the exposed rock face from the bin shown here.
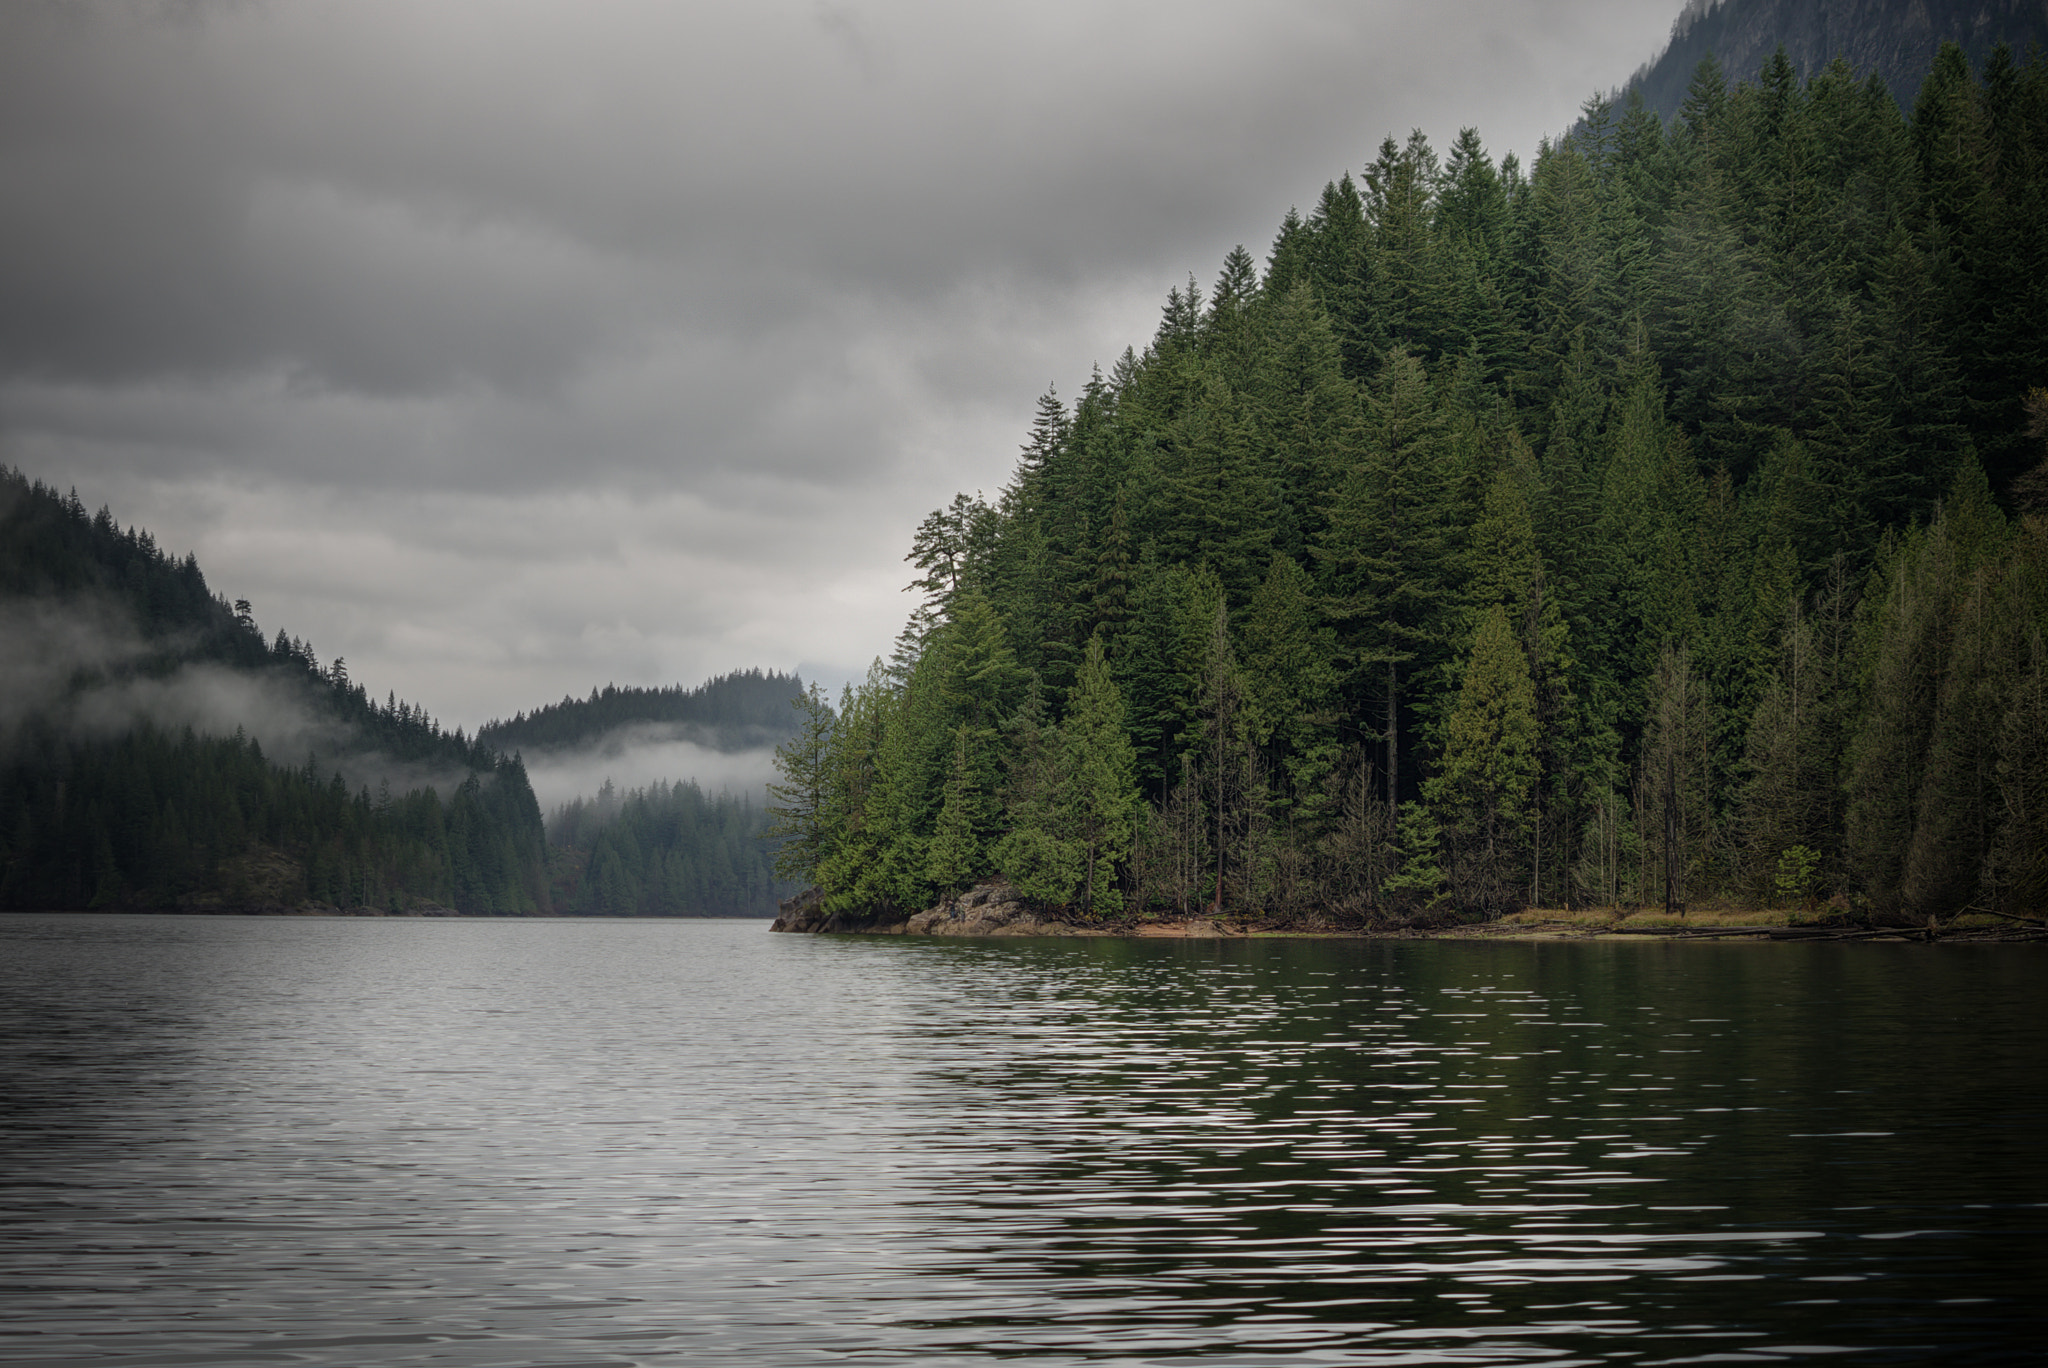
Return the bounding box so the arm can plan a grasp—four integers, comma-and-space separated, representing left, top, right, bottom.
769, 886, 909, 934
771, 882, 1072, 936
770, 881, 1312, 937
901, 883, 1073, 937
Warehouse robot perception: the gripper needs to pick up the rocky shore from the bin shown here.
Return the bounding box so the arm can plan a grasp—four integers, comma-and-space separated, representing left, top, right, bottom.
772, 882, 1387, 939
772, 883, 1089, 936
770, 884, 2048, 943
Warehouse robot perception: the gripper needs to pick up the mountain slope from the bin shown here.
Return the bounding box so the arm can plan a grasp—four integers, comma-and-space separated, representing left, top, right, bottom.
1625, 0, 2048, 118
0, 469, 549, 913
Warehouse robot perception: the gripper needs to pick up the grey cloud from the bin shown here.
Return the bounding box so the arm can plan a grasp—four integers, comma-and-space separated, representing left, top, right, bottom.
1, 1, 1673, 397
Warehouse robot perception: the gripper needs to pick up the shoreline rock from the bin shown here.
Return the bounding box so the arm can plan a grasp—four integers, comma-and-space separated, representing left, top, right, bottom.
771, 882, 1352, 939
772, 882, 1081, 936
769, 885, 2046, 943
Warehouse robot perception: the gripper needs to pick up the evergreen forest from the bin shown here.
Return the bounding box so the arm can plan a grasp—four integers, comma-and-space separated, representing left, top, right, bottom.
545, 778, 793, 917
485, 672, 805, 918
769, 45, 2048, 926
480, 670, 804, 755
1627, 0, 2048, 123
0, 469, 551, 913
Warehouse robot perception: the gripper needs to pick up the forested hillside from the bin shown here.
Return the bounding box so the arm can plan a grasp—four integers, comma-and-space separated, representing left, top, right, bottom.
1625, 0, 2048, 121
545, 779, 791, 916
0, 470, 550, 913
480, 670, 803, 754
770, 44, 2048, 925
485, 671, 805, 917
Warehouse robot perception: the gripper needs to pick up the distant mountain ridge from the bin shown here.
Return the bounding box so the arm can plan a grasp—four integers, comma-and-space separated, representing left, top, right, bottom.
1624, 0, 2048, 118
480, 670, 805, 756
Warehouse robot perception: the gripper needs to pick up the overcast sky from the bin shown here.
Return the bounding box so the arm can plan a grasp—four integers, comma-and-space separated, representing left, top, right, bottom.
1, 0, 1682, 733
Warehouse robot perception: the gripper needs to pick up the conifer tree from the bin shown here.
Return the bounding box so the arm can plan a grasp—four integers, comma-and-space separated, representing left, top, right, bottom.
1317, 349, 1457, 816
1058, 636, 1142, 915
1638, 643, 1716, 912
1241, 553, 1340, 830
1303, 173, 1380, 377
1428, 604, 1539, 915
765, 681, 835, 885
927, 727, 987, 897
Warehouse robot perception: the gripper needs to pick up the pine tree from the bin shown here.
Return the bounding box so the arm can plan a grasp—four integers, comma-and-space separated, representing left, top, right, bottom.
1241, 553, 1340, 832
1250, 282, 1355, 561
926, 727, 987, 897
765, 681, 835, 885
1303, 173, 1380, 378
1428, 604, 1540, 916
1316, 349, 1457, 816
1367, 130, 1445, 359
1638, 643, 1716, 912
1058, 636, 1142, 916
1154, 362, 1273, 606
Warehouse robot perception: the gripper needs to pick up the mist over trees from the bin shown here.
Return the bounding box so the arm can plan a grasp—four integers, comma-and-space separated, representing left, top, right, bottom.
772, 42, 2048, 925
544, 778, 792, 917
2, 469, 809, 915
1, 469, 550, 913
485, 671, 805, 917
479, 671, 804, 755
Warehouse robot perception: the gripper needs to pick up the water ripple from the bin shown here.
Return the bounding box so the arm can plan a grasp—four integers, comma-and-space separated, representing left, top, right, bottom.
1, 917, 2043, 1365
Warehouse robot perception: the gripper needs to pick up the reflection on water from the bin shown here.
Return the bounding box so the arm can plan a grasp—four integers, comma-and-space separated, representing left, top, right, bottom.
1, 916, 2042, 1365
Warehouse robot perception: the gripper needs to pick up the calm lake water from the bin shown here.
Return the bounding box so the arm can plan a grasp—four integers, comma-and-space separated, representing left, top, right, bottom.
1, 915, 2042, 1366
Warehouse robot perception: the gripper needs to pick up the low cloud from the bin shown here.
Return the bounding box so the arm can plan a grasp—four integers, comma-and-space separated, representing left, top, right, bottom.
69, 661, 479, 799
0, 596, 157, 746
3, 591, 485, 799
519, 724, 781, 813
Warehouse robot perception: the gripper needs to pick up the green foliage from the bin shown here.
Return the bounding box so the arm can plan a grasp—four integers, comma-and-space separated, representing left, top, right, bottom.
1428, 605, 1540, 915
548, 778, 788, 916
785, 42, 2048, 922
1381, 803, 1447, 906
1774, 844, 1821, 905
926, 727, 989, 896
1057, 636, 1143, 915
765, 681, 835, 884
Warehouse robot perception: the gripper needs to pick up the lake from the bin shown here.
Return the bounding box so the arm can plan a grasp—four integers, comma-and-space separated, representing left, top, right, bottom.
1, 914, 2042, 1365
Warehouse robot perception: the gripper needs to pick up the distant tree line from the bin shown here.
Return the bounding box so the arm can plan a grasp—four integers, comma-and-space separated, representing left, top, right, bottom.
545, 778, 792, 916
770, 44, 2048, 924
479, 671, 805, 754
0, 724, 547, 913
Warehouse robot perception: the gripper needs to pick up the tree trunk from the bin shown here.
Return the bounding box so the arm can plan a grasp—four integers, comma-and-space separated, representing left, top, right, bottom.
1664, 750, 1680, 917
1386, 661, 1399, 821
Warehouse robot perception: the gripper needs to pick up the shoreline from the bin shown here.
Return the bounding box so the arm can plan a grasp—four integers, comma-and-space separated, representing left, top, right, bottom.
770, 885, 2048, 944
